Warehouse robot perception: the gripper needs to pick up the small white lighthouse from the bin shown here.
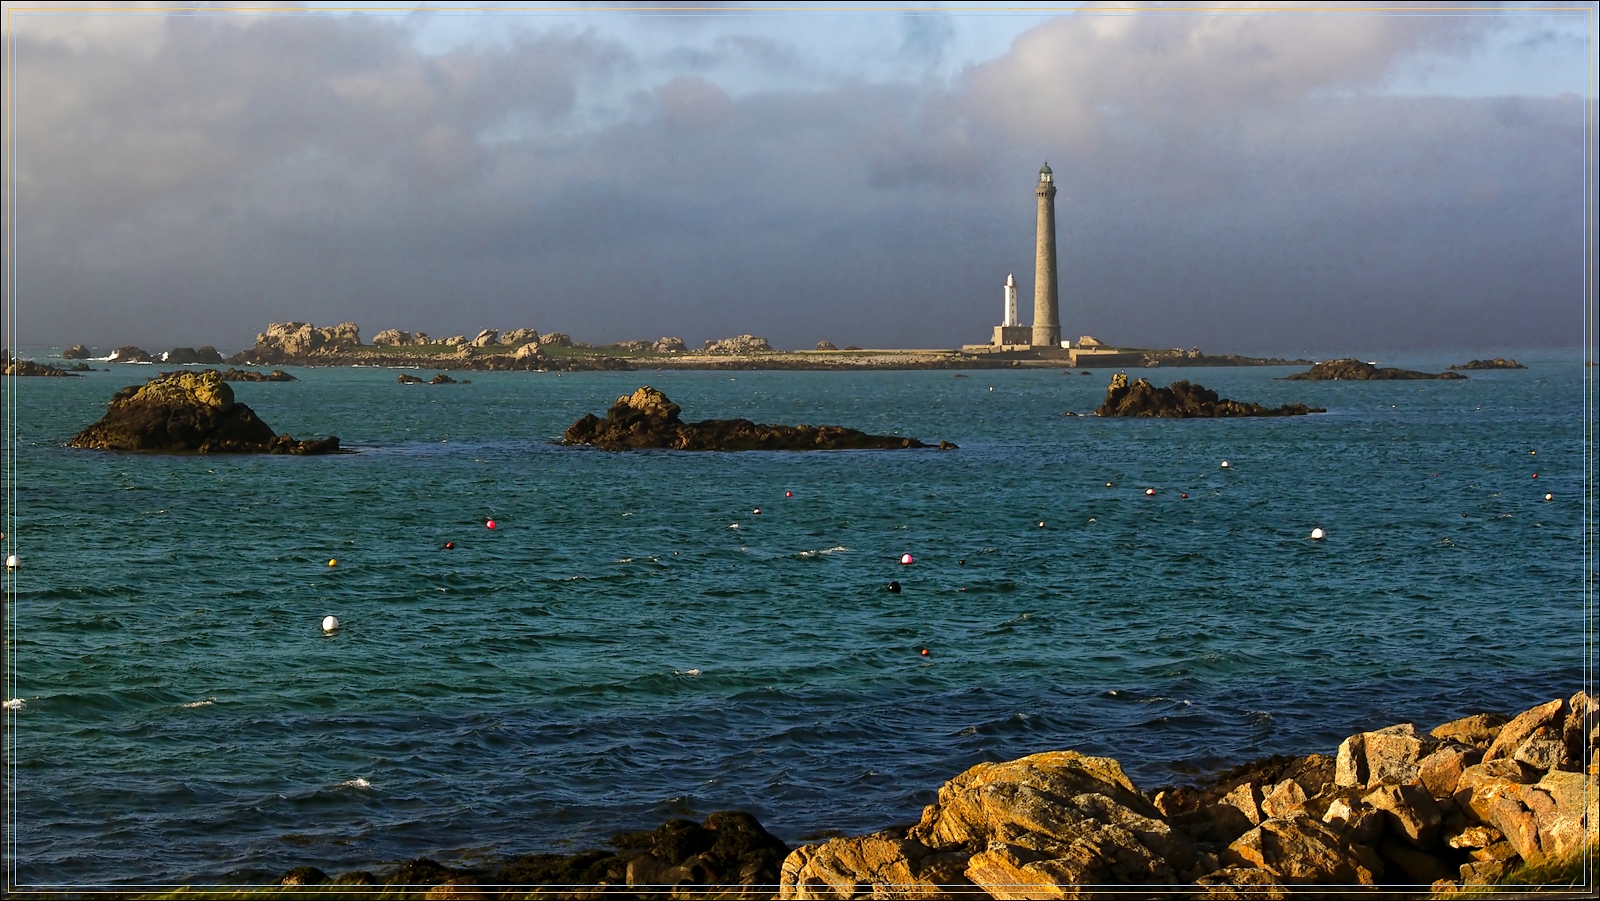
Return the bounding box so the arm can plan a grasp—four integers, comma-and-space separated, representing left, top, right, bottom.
991, 272, 1032, 348
1002, 274, 1019, 327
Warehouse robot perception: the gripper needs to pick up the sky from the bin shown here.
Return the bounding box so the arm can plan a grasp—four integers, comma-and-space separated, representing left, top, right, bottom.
2, 1, 1595, 354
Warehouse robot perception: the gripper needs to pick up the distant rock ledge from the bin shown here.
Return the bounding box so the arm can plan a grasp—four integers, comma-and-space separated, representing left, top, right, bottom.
1449, 358, 1527, 371
70, 370, 339, 454
1095, 374, 1324, 417
1283, 359, 1466, 381
564, 387, 952, 451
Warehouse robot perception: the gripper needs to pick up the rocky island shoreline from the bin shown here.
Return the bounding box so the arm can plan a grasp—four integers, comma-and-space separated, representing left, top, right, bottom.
564, 387, 953, 452
209, 691, 1597, 899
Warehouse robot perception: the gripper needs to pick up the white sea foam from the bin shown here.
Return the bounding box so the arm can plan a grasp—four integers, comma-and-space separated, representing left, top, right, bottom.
796, 546, 849, 558
180, 698, 216, 709
676, 669, 703, 676
339, 777, 373, 790
4, 698, 24, 710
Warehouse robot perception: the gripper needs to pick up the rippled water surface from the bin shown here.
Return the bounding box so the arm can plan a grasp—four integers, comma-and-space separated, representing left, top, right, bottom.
5, 355, 1591, 885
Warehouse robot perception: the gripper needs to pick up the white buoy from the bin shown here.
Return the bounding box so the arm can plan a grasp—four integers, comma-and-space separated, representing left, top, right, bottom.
1544, 493, 1553, 501
4, 554, 16, 569
1038, 521, 1045, 528
900, 553, 914, 565
1310, 528, 1325, 540
321, 615, 339, 632
1221, 460, 1230, 469
1145, 488, 1155, 496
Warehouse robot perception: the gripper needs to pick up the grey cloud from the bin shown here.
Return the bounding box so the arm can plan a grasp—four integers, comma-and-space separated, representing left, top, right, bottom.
4, 9, 1588, 354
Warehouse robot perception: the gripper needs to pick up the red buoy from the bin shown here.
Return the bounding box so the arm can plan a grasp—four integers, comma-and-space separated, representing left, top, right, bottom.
785, 491, 792, 497
900, 553, 913, 565
486, 519, 497, 530
444, 541, 455, 549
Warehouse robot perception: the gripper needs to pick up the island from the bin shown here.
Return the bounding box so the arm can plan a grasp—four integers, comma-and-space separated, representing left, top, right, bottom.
1449, 358, 1527, 371
563, 386, 951, 451
1282, 359, 1466, 381
195, 321, 1319, 372
69, 369, 340, 454
1095, 374, 1324, 417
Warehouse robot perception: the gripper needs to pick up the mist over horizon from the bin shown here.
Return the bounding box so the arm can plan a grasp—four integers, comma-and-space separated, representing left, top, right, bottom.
3, 3, 1594, 355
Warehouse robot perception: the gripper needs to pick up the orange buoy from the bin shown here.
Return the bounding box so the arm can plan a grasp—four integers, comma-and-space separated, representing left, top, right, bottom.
920, 648, 930, 657
328, 559, 337, 567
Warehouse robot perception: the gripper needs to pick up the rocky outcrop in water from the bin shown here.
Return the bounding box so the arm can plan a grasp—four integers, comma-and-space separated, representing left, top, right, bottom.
108, 345, 155, 363
230, 322, 361, 364
1449, 358, 1527, 371
564, 387, 937, 451
164, 346, 224, 364
3, 352, 82, 377
63, 344, 91, 359
1283, 359, 1466, 381
1095, 374, 1324, 417
70, 370, 339, 454
218, 368, 295, 382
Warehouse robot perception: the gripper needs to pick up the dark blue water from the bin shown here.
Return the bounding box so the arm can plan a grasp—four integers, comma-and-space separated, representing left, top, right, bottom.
4, 354, 1590, 886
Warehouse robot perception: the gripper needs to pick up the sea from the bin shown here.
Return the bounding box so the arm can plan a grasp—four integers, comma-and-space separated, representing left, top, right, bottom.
3, 350, 1592, 887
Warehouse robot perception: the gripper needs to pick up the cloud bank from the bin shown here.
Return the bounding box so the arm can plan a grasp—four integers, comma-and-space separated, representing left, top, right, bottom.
4, 3, 1591, 352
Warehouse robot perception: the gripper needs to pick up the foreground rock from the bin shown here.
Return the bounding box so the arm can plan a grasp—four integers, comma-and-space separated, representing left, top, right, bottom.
69, 370, 339, 454
1095, 374, 1324, 417
1449, 358, 1527, 370
564, 387, 941, 451
1283, 359, 1466, 380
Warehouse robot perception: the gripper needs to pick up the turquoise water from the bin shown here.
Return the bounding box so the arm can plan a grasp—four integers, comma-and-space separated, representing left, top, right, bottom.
4, 356, 1591, 886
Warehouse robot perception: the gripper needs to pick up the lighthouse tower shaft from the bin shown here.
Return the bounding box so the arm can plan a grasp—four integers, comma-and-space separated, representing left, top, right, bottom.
1032, 166, 1060, 347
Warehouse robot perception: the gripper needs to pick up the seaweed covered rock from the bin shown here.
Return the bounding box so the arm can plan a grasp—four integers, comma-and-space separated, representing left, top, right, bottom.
69, 370, 339, 454
1283, 359, 1465, 380
564, 386, 936, 451
1095, 375, 1323, 418
219, 368, 295, 382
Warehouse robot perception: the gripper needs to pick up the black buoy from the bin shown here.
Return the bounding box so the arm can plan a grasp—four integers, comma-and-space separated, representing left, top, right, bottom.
887, 581, 902, 593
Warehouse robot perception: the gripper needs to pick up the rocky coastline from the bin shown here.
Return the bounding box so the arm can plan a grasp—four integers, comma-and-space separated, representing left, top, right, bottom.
249, 692, 1595, 898
1283, 360, 1466, 381
69, 369, 340, 454
1094, 374, 1324, 417
564, 387, 952, 452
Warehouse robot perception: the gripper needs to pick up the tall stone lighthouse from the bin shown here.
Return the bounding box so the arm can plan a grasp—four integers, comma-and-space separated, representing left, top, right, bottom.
1032, 162, 1061, 348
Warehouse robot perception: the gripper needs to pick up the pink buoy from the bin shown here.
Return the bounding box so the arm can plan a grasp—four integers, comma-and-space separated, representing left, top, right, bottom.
486, 519, 497, 530
900, 553, 913, 565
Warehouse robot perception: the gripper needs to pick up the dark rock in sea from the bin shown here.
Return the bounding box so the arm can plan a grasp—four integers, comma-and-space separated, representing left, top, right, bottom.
1095, 374, 1324, 418
494, 810, 789, 893
62, 343, 91, 359
279, 865, 329, 886
219, 368, 295, 382
385, 857, 465, 888
109, 345, 155, 363
430, 374, 457, 384
1282, 359, 1466, 381
1449, 358, 1527, 371
398, 373, 423, 384
564, 386, 935, 451
69, 369, 340, 454
3, 352, 81, 377
165, 345, 225, 364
